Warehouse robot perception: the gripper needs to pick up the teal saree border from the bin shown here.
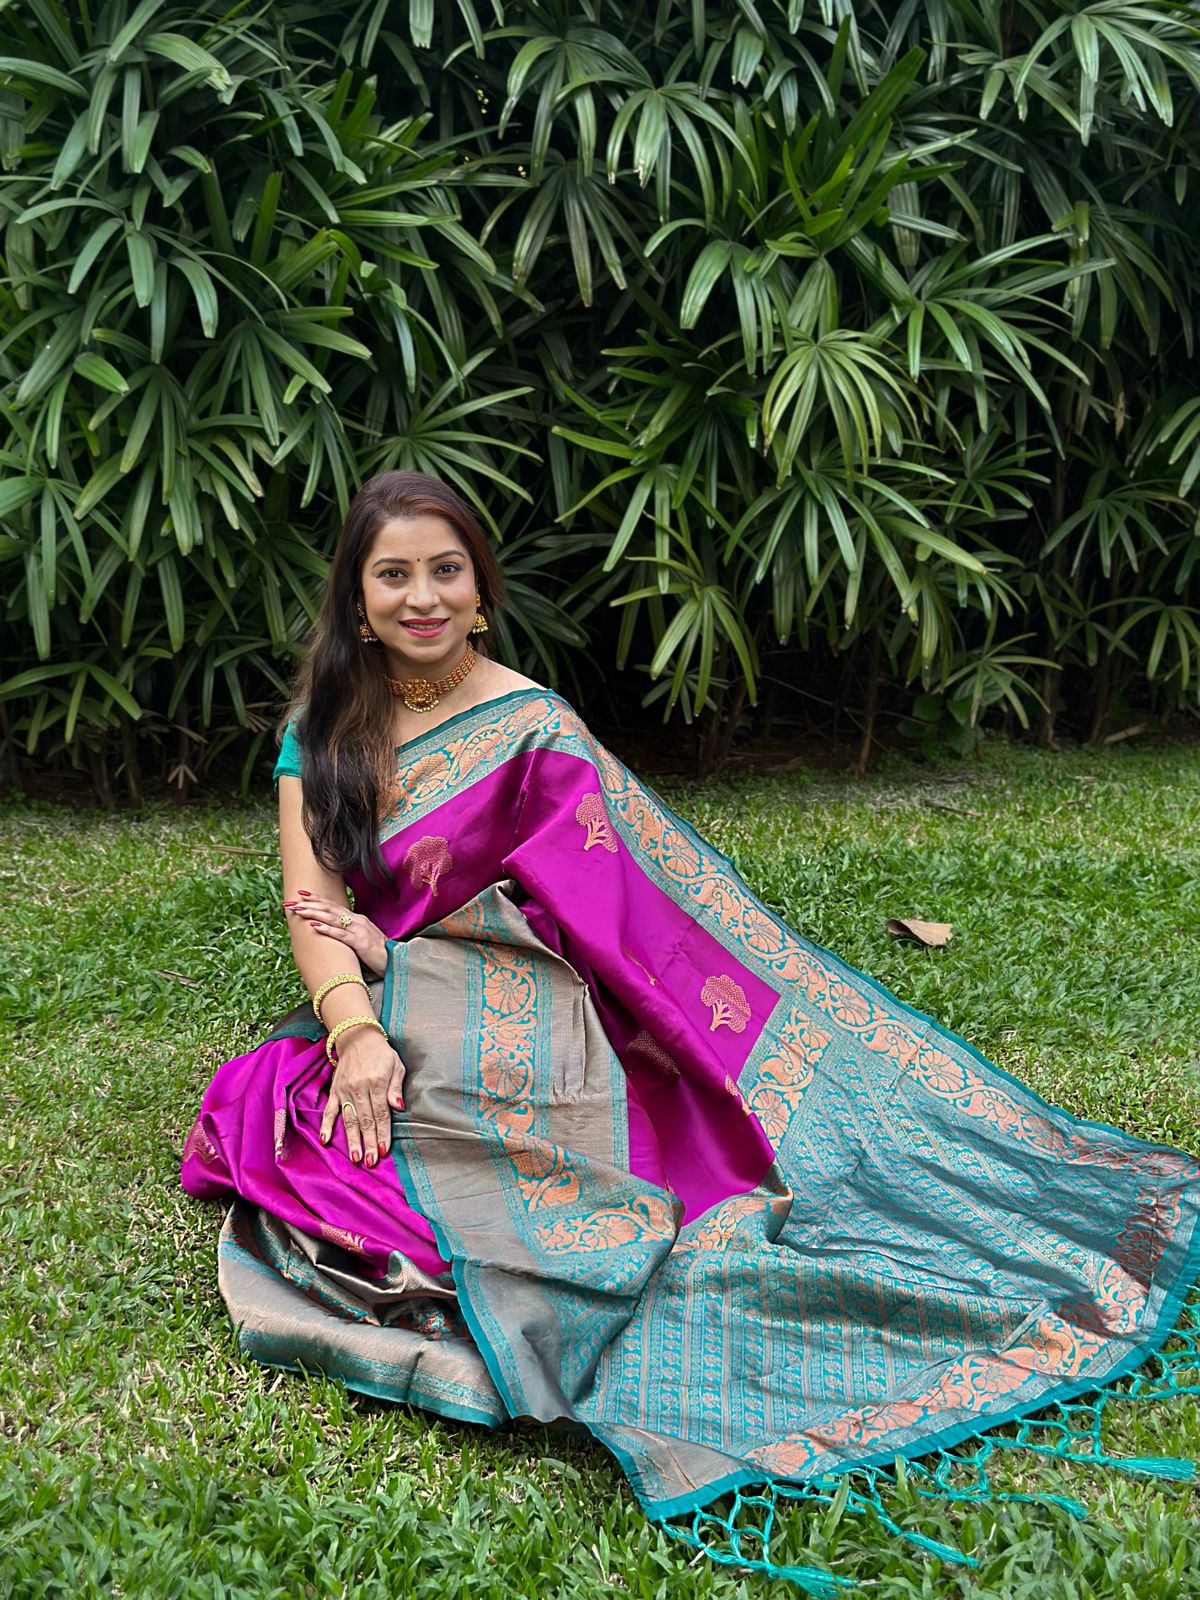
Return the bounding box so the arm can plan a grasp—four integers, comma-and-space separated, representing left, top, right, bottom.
392, 686, 546, 760
218, 1234, 505, 1429
237, 1340, 504, 1431
387, 1124, 528, 1426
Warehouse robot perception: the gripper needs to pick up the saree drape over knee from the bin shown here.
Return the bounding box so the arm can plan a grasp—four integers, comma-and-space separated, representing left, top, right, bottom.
182, 689, 1200, 1560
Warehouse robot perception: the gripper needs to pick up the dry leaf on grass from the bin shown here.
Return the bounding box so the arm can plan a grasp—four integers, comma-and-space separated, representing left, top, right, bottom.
886, 918, 953, 947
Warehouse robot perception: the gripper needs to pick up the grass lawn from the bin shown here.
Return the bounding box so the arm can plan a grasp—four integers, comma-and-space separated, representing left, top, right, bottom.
3, 738, 1199, 1598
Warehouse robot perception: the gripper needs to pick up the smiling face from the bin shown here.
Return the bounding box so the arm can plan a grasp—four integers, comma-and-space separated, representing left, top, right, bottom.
359, 515, 477, 680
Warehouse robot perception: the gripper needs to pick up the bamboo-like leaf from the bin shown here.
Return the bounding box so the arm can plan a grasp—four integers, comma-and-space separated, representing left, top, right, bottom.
85, 63, 118, 153
144, 33, 232, 92
51, 110, 88, 189
0, 57, 88, 98
680, 240, 732, 327
0, 662, 79, 698
649, 595, 700, 677
38, 486, 56, 606
170, 144, 211, 173
88, 663, 142, 718
73, 455, 126, 520
78, 538, 126, 622
251, 170, 282, 267
62, 665, 89, 743
107, 0, 169, 63
129, 109, 160, 174
67, 216, 123, 294
602, 472, 656, 571
42, 372, 70, 470
16, 310, 84, 407
408, 0, 435, 50
731, 27, 764, 88
157, 553, 185, 649
174, 257, 219, 338
126, 231, 156, 306
74, 352, 129, 393
0, 476, 41, 517
503, 36, 560, 125
257, 327, 334, 394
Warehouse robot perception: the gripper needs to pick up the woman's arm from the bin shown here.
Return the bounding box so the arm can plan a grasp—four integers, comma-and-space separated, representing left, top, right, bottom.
279, 775, 388, 976
279, 775, 405, 1164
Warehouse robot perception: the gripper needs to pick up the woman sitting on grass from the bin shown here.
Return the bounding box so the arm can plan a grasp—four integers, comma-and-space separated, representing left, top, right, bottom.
182, 470, 1200, 1584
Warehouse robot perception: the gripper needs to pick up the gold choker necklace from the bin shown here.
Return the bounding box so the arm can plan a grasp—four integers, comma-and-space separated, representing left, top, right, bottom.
384, 644, 476, 713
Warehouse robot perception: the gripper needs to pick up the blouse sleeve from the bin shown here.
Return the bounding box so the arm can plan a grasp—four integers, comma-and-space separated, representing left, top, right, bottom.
273, 721, 303, 787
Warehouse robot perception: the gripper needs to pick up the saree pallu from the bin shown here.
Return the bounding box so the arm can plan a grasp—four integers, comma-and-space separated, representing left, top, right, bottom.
183, 688, 1200, 1582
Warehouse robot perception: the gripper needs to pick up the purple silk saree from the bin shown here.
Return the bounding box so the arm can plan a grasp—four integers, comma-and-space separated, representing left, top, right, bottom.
183, 688, 1200, 1584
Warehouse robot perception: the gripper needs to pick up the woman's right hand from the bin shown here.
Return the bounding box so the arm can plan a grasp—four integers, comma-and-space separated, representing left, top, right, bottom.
284, 890, 389, 977
319, 1027, 407, 1165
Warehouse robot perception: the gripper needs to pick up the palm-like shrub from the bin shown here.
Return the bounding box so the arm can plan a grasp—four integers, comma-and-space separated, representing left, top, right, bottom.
0, 0, 543, 796
1, 0, 1198, 794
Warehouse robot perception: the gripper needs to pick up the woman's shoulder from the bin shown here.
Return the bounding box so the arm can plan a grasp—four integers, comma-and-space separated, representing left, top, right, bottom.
471, 660, 542, 698
468, 662, 577, 725
463, 663, 567, 725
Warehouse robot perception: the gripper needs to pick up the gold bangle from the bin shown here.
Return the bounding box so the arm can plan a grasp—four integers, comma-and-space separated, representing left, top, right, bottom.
312, 973, 368, 1025
325, 1014, 385, 1064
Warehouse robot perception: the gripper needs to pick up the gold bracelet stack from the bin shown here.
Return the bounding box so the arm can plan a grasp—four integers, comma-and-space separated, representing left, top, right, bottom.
312, 972, 369, 1025
325, 1014, 385, 1064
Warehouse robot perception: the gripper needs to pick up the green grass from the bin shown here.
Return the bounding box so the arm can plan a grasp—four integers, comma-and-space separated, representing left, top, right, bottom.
3, 739, 1200, 1599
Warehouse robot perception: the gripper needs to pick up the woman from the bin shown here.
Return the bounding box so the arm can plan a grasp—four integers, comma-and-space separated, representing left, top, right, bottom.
183, 471, 1200, 1582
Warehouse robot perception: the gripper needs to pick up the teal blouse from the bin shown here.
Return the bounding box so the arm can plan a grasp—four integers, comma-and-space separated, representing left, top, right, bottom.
274, 721, 302, 785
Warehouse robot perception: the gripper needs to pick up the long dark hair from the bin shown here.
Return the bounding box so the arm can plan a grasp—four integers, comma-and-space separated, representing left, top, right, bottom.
285, 471, 505, 885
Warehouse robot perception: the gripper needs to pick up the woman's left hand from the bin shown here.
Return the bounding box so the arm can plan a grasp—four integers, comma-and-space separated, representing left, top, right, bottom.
319, 1028, 406, 1164
284, 891, 388, 977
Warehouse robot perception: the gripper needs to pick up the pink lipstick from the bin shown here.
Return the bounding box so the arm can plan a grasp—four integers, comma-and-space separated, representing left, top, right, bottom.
399, 619, 448, 638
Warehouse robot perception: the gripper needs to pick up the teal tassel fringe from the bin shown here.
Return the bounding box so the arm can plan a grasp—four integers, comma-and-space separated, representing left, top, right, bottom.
659, 1294, 1200, 1588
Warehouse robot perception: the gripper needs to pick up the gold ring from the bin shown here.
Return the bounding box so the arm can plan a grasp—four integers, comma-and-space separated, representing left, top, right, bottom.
338, 913, 353, 929
341, 1100, 357, 1120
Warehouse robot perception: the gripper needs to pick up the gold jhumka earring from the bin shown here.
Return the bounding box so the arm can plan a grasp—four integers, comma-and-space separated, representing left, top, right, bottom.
356, 602, 380, 646
470, 593, 488, 635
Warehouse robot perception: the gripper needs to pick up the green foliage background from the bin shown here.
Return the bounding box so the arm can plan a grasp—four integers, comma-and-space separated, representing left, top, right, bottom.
1, 0, 1199, 794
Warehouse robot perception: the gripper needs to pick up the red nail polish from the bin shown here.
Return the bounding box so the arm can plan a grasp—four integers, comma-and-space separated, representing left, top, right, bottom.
378, 1141, 387, 1155
351, 1150, 361, 1164
298, 890, 312, 898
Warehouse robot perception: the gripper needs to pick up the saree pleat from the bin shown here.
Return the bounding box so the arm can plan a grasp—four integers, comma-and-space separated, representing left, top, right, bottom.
183, 687, 1200, 1564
